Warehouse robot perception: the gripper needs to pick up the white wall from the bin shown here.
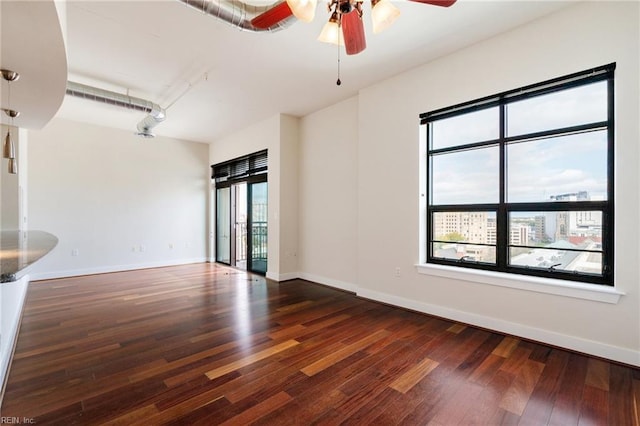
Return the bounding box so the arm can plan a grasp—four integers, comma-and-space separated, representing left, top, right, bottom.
278, 115, 299, 277
27, 117, 209, 278
293, 1, 639, 366
298, 97, 358, 291
208, 114, 299, 281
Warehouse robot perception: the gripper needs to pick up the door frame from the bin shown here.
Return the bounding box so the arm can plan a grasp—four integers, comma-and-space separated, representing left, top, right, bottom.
214, 174, 267, 275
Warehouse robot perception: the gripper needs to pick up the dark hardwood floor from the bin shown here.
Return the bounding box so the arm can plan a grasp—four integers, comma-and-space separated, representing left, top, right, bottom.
1, 263, 638, 425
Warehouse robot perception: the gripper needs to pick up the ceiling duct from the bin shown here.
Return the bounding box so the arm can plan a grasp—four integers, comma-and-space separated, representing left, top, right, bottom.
66, 81, 166, 138
177, 0, 296, 32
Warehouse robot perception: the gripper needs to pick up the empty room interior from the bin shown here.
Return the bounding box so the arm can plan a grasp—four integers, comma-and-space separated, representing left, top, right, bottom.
0, 0, 639, 424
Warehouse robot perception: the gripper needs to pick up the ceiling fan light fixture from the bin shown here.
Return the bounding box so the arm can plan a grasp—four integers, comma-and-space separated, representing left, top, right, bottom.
286, 0, 317, 23
371, 0, 400, 34
317, 12, 344, 46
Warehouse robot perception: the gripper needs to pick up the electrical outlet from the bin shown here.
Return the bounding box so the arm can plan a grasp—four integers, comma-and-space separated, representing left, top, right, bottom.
71, 249, 79, 257
139, 245, 146, 253
395, 267, 401, 277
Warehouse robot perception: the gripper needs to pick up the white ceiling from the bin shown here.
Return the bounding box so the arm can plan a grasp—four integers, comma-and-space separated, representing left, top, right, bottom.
18, 0, 577, 143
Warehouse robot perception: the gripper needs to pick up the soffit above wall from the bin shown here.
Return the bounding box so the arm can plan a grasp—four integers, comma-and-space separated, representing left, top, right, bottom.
0, 0, 67, 130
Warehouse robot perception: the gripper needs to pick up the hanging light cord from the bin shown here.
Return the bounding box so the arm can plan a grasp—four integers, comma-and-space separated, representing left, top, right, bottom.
7, 81, 12, 140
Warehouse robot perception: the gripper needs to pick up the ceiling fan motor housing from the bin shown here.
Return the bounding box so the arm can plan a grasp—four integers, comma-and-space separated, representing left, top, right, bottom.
338, 0, 354, 14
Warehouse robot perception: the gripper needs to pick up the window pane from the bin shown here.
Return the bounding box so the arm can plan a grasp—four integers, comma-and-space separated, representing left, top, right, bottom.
506, 131, 607, 203
432, 211, 496, 244
509, 247, 602, 276
216, 187, 231, 263
507, 81, 607, 136
431, 107, 499, 150
508, 210, 602, 275
431, 211, 496, 265
509, 211, 602, 245
432, 146, 499, 205
432, 243, 496, 264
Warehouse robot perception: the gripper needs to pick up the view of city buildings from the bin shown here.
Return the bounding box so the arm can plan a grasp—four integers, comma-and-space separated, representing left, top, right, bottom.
433, 192, 603, 274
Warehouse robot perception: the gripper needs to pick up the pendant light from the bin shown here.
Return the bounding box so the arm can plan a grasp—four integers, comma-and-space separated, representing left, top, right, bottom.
3, 123, 15, 159
1, 69, 20, 174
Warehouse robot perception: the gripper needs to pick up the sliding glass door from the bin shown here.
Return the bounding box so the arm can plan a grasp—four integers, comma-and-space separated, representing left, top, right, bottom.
248, 181, 268, 274
215, 187, 231, 264
212, 150, 268, 275
233, 182, 247, 270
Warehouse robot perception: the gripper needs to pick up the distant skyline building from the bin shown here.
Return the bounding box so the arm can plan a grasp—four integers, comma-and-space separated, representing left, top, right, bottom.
433, 212, 489, 244
510, 224, 529, 246
433, 191, 602, 271
534, 215, 548, 242
550, 191, 602, 241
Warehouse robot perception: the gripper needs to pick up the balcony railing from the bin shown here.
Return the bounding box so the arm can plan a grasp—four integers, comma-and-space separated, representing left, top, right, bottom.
234, 221, 267, 263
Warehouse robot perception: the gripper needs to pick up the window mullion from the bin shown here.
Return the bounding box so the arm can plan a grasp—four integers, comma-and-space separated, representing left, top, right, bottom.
604, 75, 615, 281
497, 101, 508, 271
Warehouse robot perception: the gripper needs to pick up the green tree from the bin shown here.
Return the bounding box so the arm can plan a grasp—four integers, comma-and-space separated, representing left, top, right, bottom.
440, 232, 465, 242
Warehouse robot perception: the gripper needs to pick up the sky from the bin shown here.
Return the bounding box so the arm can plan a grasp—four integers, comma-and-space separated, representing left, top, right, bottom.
428, 80, 608, 206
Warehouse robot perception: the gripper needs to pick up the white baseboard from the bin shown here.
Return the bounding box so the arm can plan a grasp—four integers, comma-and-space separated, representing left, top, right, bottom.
29, 258, 208, 281
357, 287, 640, 367
266, 271, 299, 282
297, 272, 357, 293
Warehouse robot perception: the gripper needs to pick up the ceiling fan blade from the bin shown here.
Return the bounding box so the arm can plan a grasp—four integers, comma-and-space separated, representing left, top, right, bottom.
409, 0, 457, 7
250, 1, 294, 29
341, 10, 366, 55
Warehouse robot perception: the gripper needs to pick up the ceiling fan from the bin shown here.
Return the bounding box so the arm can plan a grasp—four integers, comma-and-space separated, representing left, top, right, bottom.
251, 0, 457, 56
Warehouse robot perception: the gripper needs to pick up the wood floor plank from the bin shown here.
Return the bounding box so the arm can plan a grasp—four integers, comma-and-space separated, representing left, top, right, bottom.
161, 335, 274, 387
498, 358, 545, 415
518, 349, 570, 426
1, 263, 638, 424
493, 336, 520, 358
633, 378, 640, 426
205, 339, 300, 380
459, 369, 516, 425
468, 353, 506, 385
389, 357, 439, 394
548, 353, 589, 425
219, 391, 293, 426
585, 357, 610, 391
299, 329, 390, 376
608, 363, 638, 426
99, 404, 161, 426
578, 384, 609, 426
446, 323, 467, 334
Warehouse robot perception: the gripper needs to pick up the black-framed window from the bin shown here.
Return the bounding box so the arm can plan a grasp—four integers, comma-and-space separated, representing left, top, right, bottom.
421, 64, 615, 286
211, 149, 268, 186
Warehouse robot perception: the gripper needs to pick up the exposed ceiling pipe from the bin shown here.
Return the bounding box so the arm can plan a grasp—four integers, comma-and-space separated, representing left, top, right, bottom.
65, 0, 293, 137
177, 0, 295, 32
66, 81, 166, 138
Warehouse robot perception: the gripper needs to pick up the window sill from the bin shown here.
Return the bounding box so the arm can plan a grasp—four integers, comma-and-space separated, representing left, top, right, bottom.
415, 263, 624, 304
